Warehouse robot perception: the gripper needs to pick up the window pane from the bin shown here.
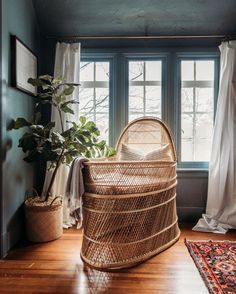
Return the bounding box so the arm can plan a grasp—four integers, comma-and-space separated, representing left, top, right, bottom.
79, 61, 110, 143
195, 113, 213, 161
146, 86, 161, 112
128, 60, 162, 122
196, 60, 214, 81
129, 61, 144, 81
181, 88, 193, 112
96, 62, 109, 81
196, 88, 214, 112
129, 114, 140, 122
146, 61, 162, 81
78, 88, 94, 112
96, 88, 109, 109
129, 86, 143, 113
181, 61, 194, 81
181, 60, 215, 162
80, 62, 94, 81
182, 114, 193, 139
95, 114, 109, 141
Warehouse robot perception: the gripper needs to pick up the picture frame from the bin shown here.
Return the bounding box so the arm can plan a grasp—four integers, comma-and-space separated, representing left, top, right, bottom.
10, 35, 38, 96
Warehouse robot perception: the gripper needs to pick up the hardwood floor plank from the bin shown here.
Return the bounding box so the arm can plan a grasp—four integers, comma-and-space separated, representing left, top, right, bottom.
0, 224, 235, 293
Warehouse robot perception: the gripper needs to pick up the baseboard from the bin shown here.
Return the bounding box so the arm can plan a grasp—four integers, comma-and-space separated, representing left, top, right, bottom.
177, 206, 205, 223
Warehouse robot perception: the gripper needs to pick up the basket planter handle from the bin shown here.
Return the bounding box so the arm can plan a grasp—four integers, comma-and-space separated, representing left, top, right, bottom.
50, 196, 63, 206
25, 188, 39, 200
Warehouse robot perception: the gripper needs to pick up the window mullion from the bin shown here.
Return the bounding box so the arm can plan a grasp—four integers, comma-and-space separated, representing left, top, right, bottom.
93, 62, 96, 122
193, 61, 197, 161
179, 57, 217, 165
143, 62, 146, 116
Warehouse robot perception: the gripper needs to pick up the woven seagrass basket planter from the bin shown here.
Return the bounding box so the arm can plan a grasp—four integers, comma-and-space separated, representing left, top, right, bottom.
24, 197, 63, 242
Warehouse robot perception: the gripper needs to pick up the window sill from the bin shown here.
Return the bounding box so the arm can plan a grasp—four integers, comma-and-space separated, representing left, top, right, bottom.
177, 162, 209, 172
177, 167, 209, 172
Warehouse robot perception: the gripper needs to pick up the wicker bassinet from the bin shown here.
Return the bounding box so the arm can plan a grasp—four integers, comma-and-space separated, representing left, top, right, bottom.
81, 117, 180, 269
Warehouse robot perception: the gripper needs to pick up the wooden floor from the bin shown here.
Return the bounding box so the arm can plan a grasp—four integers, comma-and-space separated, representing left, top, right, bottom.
0, 224, 236, 293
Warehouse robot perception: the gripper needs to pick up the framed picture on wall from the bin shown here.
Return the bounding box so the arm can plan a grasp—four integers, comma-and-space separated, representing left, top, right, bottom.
10, 35, 38, 96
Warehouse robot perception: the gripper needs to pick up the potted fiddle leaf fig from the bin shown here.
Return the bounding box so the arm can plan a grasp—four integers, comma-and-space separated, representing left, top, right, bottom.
10, 75, 115, 242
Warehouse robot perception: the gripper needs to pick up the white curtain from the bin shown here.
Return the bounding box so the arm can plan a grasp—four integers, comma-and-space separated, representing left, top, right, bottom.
193, 41, 236, 234
42, 42, 81, 227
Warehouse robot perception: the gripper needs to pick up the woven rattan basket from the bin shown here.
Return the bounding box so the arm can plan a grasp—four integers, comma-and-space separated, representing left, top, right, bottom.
24, 196, 63, 242
81, 117, 180, 269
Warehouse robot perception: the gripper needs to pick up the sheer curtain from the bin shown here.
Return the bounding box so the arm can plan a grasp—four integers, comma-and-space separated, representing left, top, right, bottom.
193, 41, 236, 233
43, 42, 81, 227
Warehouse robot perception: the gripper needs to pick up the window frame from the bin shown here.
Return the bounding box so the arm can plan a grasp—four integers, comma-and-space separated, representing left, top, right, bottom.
176, 53, 220, 169
80, 49, 220, 170
124, 54, 168, 125
80, 53, 116, 146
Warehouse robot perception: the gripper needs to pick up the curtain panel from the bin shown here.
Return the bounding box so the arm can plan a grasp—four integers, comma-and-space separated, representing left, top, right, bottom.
193, 41, 236, 233
43, 42, 81, 228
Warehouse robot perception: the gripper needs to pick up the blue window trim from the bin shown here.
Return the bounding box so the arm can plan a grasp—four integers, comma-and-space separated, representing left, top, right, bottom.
80, 53, 116, 146
81, 48, 220, 169
175, 52, 220, 169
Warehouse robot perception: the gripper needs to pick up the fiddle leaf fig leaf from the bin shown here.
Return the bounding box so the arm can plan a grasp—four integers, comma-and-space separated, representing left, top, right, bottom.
18, 132, 38, 152
106, 146, 116, 157
11, 118, 32, 129
39, 92, 52, 98
28, 78, 44, 87
23, 150, 40, 162
61, 100, 79, 107
65, 153, 73, 165
64, 82, 80, 87
51, 132, 65, 144
45, 121, 55, 131
96, 140, 106, 148
84, 121, 100, 134
79, 116, 86, 125
60, 104, 74, 114
52, 76, 64, 84
38, 75, 53, 82
42, 84, 51, 91
55, 94, 65, 104
63, 85, 75, 96
41, 148, 58, 161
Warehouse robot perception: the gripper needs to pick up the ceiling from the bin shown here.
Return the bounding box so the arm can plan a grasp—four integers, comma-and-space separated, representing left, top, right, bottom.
32, 0, 236, 39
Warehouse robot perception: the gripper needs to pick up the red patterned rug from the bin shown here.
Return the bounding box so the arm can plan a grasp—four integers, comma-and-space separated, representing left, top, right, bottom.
185, 240, 236, 294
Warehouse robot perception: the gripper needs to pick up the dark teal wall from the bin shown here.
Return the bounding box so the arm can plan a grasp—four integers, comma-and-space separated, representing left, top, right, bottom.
1, 0, 43, 257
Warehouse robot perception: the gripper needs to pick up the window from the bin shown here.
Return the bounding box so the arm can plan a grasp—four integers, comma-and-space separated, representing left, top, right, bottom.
79, 61, 110, 142
128, 60, 162, 122
80, 51, 219, 168
180, 60, 215, 162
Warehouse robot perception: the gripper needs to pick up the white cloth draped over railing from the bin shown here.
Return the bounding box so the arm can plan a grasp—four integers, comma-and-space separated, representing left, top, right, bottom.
42, 42, 81, 228
193, 41, 236, 233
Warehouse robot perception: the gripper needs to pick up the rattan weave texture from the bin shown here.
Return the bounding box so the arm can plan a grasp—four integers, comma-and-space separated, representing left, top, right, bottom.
81, 117, 180, 269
